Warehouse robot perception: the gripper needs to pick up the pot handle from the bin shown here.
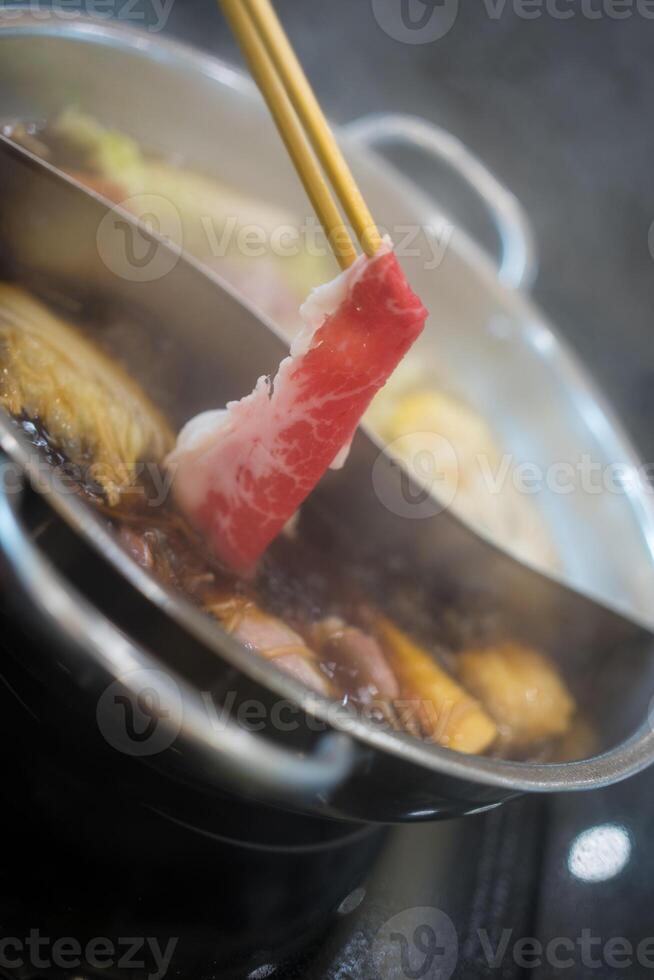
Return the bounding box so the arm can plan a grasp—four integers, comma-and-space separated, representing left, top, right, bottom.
0, 458, 355, 803
344, 112, 538, 291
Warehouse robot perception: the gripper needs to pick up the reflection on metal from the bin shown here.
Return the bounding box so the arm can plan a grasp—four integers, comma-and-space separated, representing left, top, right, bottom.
568, 823, 632, 883
337, 886, 367, 916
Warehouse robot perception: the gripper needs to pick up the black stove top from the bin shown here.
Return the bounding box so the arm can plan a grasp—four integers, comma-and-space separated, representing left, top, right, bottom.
2, 767, 652, 980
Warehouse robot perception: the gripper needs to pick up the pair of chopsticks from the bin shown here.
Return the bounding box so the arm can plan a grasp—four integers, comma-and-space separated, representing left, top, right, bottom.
219, 0, 383, 270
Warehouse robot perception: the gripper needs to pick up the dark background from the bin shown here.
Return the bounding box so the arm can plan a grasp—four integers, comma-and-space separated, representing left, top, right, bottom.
152, 0, 654, 464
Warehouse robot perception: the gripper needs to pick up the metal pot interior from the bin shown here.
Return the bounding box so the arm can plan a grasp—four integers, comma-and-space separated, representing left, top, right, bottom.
1, 16, 654, 625
1, 17, 654, 815
1, 156, 654, 814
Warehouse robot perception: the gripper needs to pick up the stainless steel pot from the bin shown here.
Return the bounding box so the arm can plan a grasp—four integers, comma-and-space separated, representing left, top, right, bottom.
1, 12, 654, 824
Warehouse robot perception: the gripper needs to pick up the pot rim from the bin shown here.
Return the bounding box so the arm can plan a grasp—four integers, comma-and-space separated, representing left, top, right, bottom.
3, 343, 654, 798
1, 10, 654, 795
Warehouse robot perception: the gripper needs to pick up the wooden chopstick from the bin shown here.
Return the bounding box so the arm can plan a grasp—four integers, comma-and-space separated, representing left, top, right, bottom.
219, 0, 357, 269
245, 0, 383, 259
219, 0, 383, 268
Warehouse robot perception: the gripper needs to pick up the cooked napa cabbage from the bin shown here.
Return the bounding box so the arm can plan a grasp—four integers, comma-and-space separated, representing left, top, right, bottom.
52, 108, 334, 327
53, 106, 145, 184
0, 284, 173, 503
